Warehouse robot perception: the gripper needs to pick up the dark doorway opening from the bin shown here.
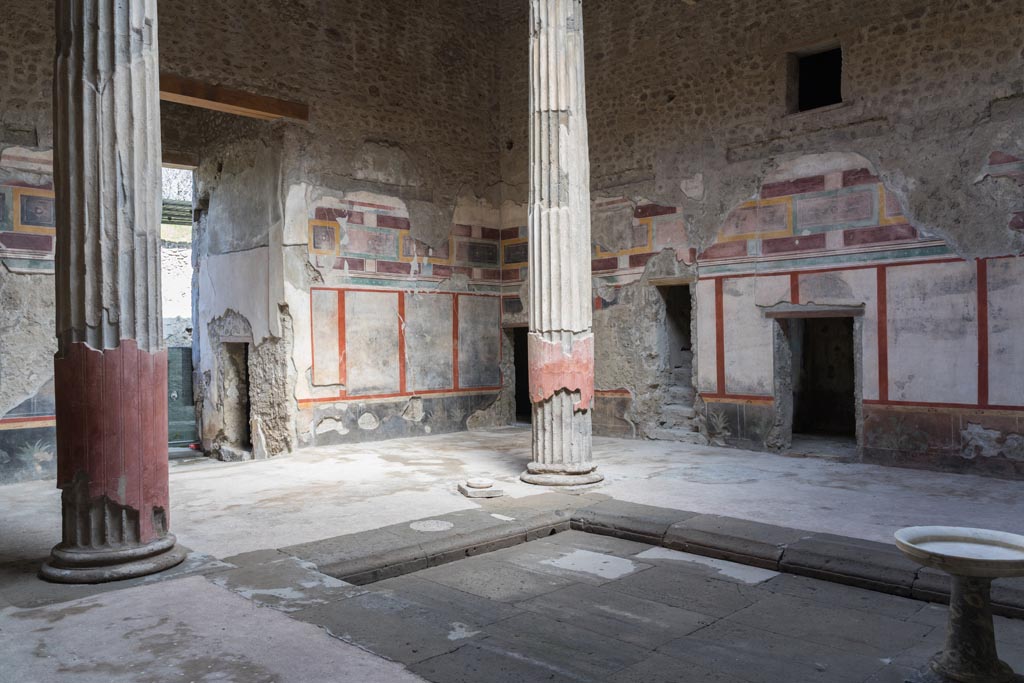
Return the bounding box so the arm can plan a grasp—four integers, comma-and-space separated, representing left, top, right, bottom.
222, 342, 252, 452
661, 285, 693, 370
512, 327, 532, 424
792, 317, 855, 437
654, 285, 699, 439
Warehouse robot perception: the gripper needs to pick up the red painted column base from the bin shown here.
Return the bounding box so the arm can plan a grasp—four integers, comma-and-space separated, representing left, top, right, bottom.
41, 340, 186, 584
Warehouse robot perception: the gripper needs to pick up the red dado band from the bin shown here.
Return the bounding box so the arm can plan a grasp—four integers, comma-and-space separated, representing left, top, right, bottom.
527, 334, 595, 412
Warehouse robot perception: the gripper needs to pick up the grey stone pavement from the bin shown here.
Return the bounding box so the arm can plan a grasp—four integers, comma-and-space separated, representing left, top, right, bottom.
4, 429, 1024, 681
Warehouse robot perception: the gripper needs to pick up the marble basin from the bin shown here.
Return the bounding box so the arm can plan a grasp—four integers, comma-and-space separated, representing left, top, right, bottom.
895, 526, 1024, 578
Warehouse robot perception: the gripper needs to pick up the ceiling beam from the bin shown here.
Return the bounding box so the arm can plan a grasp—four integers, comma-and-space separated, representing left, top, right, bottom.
159, 74, 309, 122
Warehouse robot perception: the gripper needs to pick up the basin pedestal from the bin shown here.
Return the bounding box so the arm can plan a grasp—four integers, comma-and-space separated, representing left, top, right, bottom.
895, 526, 1024, 683
910, 575, 1018, 683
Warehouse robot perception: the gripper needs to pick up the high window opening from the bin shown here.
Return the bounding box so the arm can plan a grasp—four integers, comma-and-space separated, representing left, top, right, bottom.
792, 317, 855, 438
161, 166, 198, 455
789, 46, 843, 113
513, 327, 532, 424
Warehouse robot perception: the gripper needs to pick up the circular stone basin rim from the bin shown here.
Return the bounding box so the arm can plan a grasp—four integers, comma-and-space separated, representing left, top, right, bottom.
894, 526, 1024, 578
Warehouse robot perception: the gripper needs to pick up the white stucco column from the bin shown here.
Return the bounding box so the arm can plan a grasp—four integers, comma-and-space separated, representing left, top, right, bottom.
523, 0, 602, 486
42, 0, 186, 583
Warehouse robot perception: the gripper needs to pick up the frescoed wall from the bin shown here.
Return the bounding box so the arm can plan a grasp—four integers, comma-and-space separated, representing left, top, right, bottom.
287, 191, 510, 448
694, 155, 1024, 477
0, 147, 57, 484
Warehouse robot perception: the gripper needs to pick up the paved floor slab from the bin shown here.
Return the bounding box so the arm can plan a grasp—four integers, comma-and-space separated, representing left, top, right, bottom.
209, 554, 364, 612
414, 556, 579, 603
515, 582, 712, 647
610, 564, 762, 618
0, 575, 424, 683
658, 619, 893, 683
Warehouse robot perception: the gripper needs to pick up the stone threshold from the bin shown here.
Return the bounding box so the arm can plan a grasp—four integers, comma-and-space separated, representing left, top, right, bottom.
281, 493, 1024, 618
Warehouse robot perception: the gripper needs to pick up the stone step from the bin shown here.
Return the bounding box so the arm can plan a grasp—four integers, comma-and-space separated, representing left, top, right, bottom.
667, 387, 696, 402
661, 404, 696, 420
647, 427, 708, 445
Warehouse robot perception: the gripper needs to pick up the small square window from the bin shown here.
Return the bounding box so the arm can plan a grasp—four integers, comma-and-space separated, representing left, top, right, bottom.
789, 47, 843, 113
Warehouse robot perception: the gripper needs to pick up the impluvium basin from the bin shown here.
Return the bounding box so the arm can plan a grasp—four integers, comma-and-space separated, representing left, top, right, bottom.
895, 526, 1024, 683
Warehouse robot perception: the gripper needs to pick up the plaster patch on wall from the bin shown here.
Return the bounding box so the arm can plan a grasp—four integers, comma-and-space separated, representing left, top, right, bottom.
961, 423, 1024, 462
357, 413, 380, 430
315, 417, 350, 437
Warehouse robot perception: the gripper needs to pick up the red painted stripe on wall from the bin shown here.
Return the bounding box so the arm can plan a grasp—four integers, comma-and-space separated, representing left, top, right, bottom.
338, 290, 347, 388
715, 278, 726, 394
790, 273, 800, 305
452, 295, 460, 390
977, 259, 989, 407
398, 292, 407, 394
877, 266, 889, 402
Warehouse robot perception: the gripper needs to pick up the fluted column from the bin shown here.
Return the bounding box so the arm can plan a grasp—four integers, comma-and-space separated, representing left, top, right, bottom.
42, 0, 186, 583
523, 0, 602, 486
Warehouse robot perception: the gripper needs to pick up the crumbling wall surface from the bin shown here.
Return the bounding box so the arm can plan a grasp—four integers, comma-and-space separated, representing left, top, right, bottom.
190, 131, 298, 460
591, 250, 700, 438
0, 257, 55, 419
468, 328, 517, 431
0, 2, 53, 149
0, 149, 57, 484
0, 266, 57, 482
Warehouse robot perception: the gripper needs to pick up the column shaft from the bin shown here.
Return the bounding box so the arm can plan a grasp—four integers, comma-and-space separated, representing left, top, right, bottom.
523, 0, 602, 486
42, 0, 185, 583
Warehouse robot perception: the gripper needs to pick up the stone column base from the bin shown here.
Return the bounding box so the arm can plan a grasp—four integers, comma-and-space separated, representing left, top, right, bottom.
40, 533, 187, 584
521, 463, 604, 487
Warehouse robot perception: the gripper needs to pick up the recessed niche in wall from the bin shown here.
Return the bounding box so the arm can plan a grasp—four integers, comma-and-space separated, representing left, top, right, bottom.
788, 46, 843, 113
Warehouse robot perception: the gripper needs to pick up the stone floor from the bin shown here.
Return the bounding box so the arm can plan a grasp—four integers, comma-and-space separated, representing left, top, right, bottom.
5, 530, 1024, 682
6, 426, 1024, 564
3, 427, 1024, 681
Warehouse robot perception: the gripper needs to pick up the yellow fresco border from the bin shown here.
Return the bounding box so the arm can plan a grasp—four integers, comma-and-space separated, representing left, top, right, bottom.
715, 195, 793, 244
308, 219, 340, 256
595, 217, 653, 258
878, 185, 906, 225
398, 232, 453, 266
13, 187, 56, 235
501, 236, 529, 270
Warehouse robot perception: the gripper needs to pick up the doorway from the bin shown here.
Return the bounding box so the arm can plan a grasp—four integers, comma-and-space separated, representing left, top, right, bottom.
653, 285, 700, 439
792, 317, 856, 439
660, 285, 693, 371
512, 327, 532, 424
161, 165, 198, 455
221, 342, 253, 454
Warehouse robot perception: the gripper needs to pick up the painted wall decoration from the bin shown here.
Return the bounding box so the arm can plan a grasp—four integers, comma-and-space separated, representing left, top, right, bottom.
290, 193, 511, 448
304, 288, 502, 404
0, 179, 56, 273
296, 279, 503, 446
307, 200, 502, 282
694, 159, 1024, 476
0, 150, 58, 485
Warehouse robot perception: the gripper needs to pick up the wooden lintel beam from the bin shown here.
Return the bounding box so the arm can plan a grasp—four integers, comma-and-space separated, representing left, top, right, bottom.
159, 74, 309, 122
162, 149, 199, 169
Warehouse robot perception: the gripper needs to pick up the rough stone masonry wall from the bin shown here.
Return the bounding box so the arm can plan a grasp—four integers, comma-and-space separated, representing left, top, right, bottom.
495, 0, 1024, 469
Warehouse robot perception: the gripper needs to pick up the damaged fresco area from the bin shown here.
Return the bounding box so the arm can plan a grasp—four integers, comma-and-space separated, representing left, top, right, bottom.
0, 147, 57, 483
282, 145, 511, 448
199, 308, 296, 462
